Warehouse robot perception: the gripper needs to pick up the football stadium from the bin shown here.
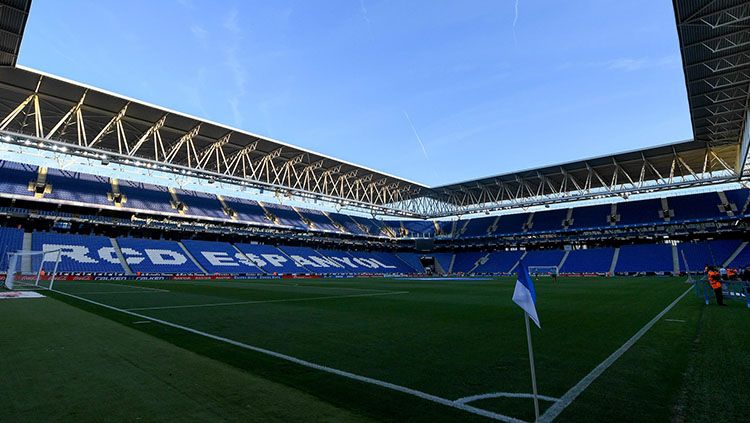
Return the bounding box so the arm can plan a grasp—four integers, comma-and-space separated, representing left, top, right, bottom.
2, 1, 750, 422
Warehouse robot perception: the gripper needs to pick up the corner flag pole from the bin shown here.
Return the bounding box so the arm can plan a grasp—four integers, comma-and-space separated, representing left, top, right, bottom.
525, 311, 540, 421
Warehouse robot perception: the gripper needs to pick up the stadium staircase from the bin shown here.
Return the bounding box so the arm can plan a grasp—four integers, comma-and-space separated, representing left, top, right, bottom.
466, 253, 490, 275
558, 250, 571, 270
671, 245, 680, 274
447, 254, 456, 274
177, 241, 208, 274
110, 238, 133, 274
508, 251, 527, 274
608, 248, 620, 275
724, 242, 749, 267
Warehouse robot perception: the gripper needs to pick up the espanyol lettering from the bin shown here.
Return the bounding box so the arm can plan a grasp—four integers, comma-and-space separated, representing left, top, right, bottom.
120, 247, 144, 264
202, 251, 239, 266
290, 255, 322, 268
310, 255, 342, 268
331, 257, 359, 268
43, 244, 97, 263
261, 254, 288, 267
242, 253, 266, 267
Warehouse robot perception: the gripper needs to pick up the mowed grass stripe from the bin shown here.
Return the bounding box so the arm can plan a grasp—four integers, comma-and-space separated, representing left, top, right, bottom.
126, 290, 411, 311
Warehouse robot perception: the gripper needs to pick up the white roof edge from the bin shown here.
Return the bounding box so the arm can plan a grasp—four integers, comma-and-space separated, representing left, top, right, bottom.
17, 64, 430, 189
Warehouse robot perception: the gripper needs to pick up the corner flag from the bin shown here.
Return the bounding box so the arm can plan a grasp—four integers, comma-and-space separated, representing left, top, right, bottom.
513, 264, 540, 328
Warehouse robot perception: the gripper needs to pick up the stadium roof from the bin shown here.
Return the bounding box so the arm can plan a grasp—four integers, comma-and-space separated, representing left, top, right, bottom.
0, 0, 29, 67
0, 0, 748, 218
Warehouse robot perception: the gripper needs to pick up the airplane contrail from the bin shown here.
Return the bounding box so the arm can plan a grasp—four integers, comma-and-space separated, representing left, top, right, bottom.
403, 111, 430, 162
513, 0, 520, 45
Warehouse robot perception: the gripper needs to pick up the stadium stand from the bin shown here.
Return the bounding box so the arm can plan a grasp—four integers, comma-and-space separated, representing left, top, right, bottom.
117, 180, 177, 214
395, 252, 426, 273
677, 240, 742, 272
452, 252, 487, 273
45, 169, 112, 206
222, 197, 273, 225
350, 215, 387, 236
614, 198, 665, 226
0, 226, 24, 269
116, 238, 202, 274
528, 209, 568, 233
723, 189, 749, 215
176, 190, 226, 219
401, 220, 435, 237
295, 208, 341, 233
473, 250, 523, 274
31, 232, 125, 273
726, 243, 750, 269
314, 248, 362, 274
236, 243, 310, 274
328, 212, 369, 235
431, 253, 454, 273
667, 192, 724, 222
181, 239, 264, 274
460, 216, 495, 238
560, 248, 615, 274
493, 212, 530, 235
615, 244, 674, 273
522, 249, 566, 268
0, 160, 36, 197
567, 204, 611, 230
261, 203, 309, 231
358, 251, 414, 273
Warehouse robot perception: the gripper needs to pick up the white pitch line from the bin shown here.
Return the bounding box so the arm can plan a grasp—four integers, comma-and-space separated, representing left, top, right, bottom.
134, 279, 397, 293
456, 391, 559, 404
664, 318, 686, 323
539, 286, 693, 423
126, 291, 411, 311
61, 282, 169, 293
48, 289, 522, 423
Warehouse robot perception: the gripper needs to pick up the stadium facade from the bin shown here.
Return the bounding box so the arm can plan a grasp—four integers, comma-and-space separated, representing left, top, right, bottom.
1, 0, 750, 278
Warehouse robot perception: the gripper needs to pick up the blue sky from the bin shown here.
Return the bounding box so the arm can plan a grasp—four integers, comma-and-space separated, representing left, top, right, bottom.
18, 0, 690, 187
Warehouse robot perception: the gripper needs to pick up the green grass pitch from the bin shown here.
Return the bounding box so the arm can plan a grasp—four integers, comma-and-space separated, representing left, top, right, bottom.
2, 276, 749, 422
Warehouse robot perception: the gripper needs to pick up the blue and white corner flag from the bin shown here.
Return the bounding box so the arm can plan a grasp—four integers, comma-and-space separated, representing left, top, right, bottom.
513, 264, 540, 328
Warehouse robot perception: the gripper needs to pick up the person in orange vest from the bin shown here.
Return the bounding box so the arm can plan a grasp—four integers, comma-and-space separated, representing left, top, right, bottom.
707, 266, 726, 306
727, 267, 737, 280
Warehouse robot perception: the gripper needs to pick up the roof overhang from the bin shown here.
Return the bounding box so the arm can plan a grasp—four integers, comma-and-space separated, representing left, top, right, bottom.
0, 0, 30, 67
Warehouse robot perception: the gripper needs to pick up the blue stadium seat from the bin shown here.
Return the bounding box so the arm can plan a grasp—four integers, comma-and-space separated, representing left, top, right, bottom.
31, 232, 125, 273
327, 212, 368, 235
295, 208, 341, 233
116, 238, 202, 274
181, 239, 264, 274
0, 160, 36, 197
460, 216, 495, 238
350, 215, 387, 236
352, 251, 414, 274
615, 199, 664, 226
401, 220, 435, 237
176, 190, 226, 219
726, 243, 750, 269
473, 250, 522, 274
723, 189, 750, 215
314, 248, 362, 274
667, 192, 724, 222
262, 203, 308, 230
118, 180, 176, 214
452, 252, 486, 273
0, 226, 24, 269
492, 213, 530, 235
528, 209, 568, 232
678, 240, 742, 272
45, 168, 112, 206
615, 244, 673, 273
222, 198, 273, 225
395, 252, 426, 272
431, 253, 454, 273
560, 248, 615, 274
567, 204, 611, 230
236, 244, 310, 274
522, 250, 565, 268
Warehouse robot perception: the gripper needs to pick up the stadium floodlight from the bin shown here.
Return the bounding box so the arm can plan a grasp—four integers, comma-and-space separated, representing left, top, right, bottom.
4, 250, 62, 291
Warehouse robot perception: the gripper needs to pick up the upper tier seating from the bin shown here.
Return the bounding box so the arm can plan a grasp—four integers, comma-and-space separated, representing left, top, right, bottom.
667, 192, 725, 222
31, 232, 124, 273
615, 199, 664, 226
435, 221, 454, 237
723, 189, 749, 215
350, 215, 386, 236
568, 204, 611, 230
181, 239, 263, 274
261, 203, 309, 230
222, 198, 272, 225
678, 240, 742, 272
118, 180, 176, 214
295, 209, 341, 233
528, 209, 568, 232
560, 248, 615, 274
327, 212, 368, 235
45, 169, 111, 206
460, 216, 495, 238
0, 160, 36, 197
401, 220, 435, 237
176, 190, 226, 219
615, 244, 673, 273
237, 244, 310, 273
116, 238, 202, 274
473, 250, 522, 274
493, 213, 530, 235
